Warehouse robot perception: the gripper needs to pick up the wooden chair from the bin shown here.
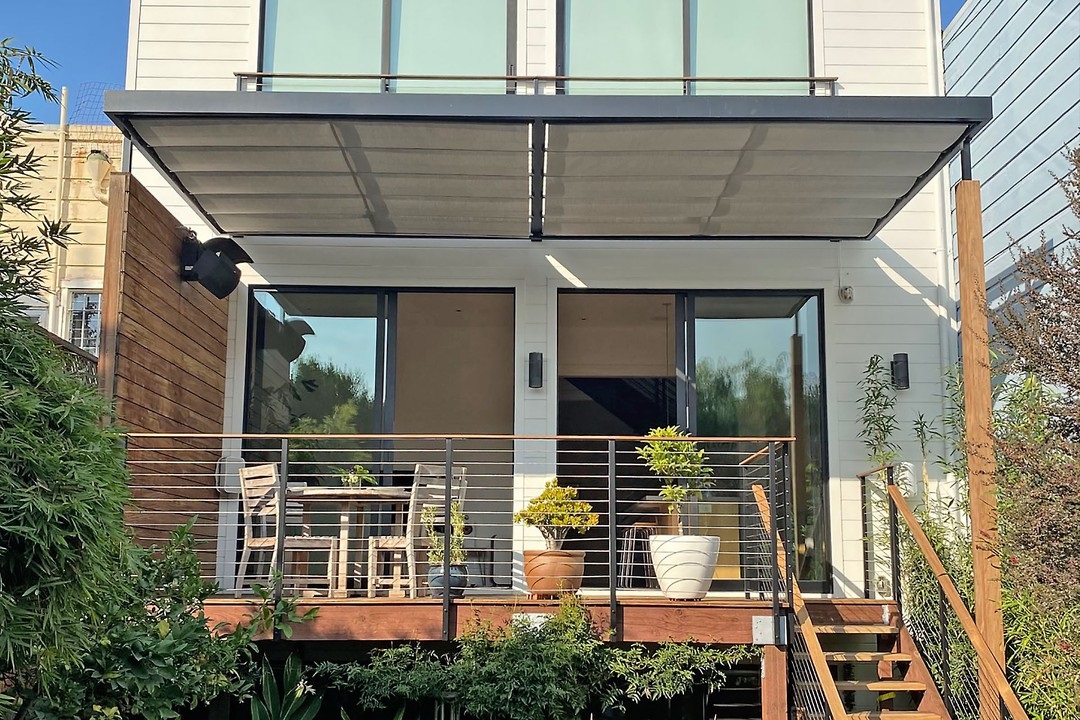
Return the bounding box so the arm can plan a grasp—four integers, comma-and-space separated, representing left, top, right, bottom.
235, 463, 338, 597
367, 463, 467, 598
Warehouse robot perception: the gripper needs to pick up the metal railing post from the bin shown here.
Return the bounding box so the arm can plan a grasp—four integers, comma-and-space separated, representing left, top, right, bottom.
783, 442, 794, 610
940, 583, 953, 716
767, 442, 782, 645
443, 438, 453, 641
860, 470, 873, 598
607, 440, 618, 636
274, 437, 289, 607
886, 466, 902, 617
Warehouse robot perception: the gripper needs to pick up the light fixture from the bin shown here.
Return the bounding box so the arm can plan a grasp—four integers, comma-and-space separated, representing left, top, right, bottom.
545, 254, 586, 288
891, 352, 910, 390
180, 235, 253, 299
270, 318, 315, 362
528, 352, 543, 389
84, 149, 113, 204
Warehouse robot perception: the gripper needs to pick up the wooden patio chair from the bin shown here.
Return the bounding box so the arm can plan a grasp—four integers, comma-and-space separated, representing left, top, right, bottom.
235, 463, 338, 597
367, 463, 467, 598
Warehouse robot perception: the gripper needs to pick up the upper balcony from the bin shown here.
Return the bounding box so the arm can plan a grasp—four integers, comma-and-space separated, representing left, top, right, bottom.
256, 0, 823, 97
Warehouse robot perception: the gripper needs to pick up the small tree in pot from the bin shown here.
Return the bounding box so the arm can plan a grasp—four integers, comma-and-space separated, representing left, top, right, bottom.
423, 502, 468, 597
515, 479, 598, 597
637, 426, 718, 600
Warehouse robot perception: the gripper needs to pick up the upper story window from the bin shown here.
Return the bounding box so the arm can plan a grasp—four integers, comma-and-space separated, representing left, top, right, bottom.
560, 0, 811, 95
262, 0, 514, 93
68, 291, 101, 355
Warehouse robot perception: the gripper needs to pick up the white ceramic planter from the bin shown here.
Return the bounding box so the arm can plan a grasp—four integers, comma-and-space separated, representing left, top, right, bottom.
649, 534, 720, 600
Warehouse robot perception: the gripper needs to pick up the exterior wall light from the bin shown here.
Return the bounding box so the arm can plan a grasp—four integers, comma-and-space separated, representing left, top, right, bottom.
179, 235, 253, 299
891, 352, 910, 390
84, 149, 113, 204
528, 351, 544, 388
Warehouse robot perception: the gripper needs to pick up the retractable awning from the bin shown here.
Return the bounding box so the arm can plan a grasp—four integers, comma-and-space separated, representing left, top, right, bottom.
106, 92, 991, 240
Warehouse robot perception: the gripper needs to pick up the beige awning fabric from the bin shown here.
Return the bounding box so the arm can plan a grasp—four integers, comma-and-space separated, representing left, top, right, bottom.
107, 91, 991, 240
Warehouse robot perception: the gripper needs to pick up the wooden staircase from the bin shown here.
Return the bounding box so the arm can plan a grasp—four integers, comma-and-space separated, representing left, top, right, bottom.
751, 485, 951, 720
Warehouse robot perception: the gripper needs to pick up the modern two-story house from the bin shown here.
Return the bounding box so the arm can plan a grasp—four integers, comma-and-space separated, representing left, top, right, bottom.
99, 1, 1005, 717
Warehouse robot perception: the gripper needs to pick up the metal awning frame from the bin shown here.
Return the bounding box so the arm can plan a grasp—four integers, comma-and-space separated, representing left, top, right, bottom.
106, 91, 992, 242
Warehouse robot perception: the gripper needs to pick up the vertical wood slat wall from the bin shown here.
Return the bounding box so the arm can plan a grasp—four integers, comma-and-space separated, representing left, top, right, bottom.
98, 173, 229, 558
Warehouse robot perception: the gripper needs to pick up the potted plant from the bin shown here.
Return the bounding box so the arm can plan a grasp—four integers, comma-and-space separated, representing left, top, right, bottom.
422, 501, 468, 597
637, 426, 718, 600
339, 463, 376, 486
514, 478, 599, 597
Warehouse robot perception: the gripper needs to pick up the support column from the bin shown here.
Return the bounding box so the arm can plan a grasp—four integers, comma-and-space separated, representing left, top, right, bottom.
955, 178, 1006, 713
761, 645, 788, 719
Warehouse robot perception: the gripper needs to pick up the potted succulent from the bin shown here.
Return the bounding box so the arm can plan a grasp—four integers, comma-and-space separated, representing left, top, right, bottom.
422, 501, 468, 597
514, 478, 599, 597
637, 426, 718, 600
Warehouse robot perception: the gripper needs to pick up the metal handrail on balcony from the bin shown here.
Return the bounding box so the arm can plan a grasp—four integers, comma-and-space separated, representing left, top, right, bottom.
233, 71, 840, 96
124, 432, 796, 638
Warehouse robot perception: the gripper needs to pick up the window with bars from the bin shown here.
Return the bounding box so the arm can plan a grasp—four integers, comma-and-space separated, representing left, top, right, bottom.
69, 291, 102, 355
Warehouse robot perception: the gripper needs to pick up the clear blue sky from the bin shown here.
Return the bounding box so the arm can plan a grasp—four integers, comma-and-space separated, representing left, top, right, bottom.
6, 0, 130, 124
7, 0, 969, 124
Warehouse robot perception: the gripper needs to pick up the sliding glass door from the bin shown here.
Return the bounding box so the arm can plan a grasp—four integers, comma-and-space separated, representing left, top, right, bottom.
556, 290, 828, 587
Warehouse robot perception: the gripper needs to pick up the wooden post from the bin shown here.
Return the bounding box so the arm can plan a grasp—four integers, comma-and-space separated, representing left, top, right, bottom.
761, 645, 788, 719
955, 179, 1005, 715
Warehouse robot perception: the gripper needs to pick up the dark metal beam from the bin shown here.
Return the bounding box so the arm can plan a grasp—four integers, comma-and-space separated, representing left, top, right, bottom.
529, 120, 545, 240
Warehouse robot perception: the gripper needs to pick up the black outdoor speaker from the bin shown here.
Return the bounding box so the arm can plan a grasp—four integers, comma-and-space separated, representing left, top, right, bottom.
891, 352, 910, 390
192, 249, 241, 299
528, 352, 543, 388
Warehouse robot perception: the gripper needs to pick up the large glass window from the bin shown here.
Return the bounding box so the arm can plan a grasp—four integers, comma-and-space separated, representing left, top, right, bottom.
561, 0, 811, 95
262, 0, 512, 93
246, 291, 380, 435
693, 294, 826, 583
564, 0, 684, 94
262, 0, 384, 91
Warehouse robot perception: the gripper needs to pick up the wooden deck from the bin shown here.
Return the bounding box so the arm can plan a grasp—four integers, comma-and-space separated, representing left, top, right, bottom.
204, 595, 893, 644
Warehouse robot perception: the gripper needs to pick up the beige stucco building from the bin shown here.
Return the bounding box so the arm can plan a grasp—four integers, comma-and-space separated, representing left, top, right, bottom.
12, 122, 123, 354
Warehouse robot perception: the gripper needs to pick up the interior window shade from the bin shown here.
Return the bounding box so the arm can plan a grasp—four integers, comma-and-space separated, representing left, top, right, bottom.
691, 0, 810, 95
390, 0, 508, 94
263, 0, 383, 92
565, 0, 683, 95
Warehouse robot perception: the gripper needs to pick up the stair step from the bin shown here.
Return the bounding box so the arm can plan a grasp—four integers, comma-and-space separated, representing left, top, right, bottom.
848, 713, 942, 720
814, 624, 898, 634
834, 680, 927, 692
823, 651, 912, 663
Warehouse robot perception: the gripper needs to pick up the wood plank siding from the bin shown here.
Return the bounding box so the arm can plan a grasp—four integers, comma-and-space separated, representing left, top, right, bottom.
99, 173, 229, 552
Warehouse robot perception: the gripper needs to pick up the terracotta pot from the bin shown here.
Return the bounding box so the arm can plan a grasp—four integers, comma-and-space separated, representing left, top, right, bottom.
523, 549, 585, 597
649, 534, 720, 600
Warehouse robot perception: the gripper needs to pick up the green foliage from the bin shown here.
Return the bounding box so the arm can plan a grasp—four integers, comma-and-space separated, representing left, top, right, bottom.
316, 598, 757, 719
1, 41, 130, 698
246, 573, 320, 641
857, 354, 900, 467
607, 642, 759, 705
421, 501, 466, 566
513, 478, 599, 550
636, 426, 713, 531
23, 525, 259, 720
251, 656, 321, 720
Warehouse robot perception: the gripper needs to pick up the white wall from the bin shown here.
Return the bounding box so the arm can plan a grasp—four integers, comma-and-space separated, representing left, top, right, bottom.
125, 0, 959, 598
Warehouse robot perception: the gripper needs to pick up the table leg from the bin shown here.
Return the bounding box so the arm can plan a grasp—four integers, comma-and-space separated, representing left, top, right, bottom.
334, 502, 352, 598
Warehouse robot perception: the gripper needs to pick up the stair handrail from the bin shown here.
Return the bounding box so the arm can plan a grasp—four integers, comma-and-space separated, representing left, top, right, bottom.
883, 480, 1030, 720
752, 483, 848, 719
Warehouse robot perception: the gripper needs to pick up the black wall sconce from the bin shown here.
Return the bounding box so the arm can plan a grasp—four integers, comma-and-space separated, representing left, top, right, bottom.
891, 352, 910, 390
180, 235, 253, 299
528, 352, 544, 389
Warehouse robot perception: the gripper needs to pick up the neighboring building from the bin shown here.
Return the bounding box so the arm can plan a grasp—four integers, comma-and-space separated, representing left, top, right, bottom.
99, 1, 996, 715
945, 0, 1080, 303
11, 121, 123, 354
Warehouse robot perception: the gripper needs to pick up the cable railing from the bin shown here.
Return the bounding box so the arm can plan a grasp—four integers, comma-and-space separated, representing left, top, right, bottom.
859, 465, 1030, 720
124, 433, 796, 631
233, 71, 840, 96
38, 326, 98, 387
